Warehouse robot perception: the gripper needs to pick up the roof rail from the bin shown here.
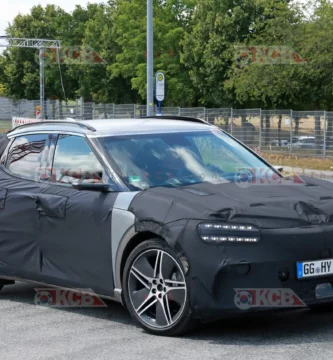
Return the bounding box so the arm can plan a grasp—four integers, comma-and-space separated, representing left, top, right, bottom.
8, 120, 96, 133
142, 115, 210, 125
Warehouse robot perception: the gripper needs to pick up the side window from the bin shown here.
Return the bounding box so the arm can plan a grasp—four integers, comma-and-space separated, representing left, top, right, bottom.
6, 134, 49, 180
52, 135, 104, 184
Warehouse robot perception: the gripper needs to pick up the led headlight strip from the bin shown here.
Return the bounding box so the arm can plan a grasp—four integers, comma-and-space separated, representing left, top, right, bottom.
198, 223, 260, 243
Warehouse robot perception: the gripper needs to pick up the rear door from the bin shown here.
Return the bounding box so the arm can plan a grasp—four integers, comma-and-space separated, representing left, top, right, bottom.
0, 133, 52, 279
35, 134, 119, 296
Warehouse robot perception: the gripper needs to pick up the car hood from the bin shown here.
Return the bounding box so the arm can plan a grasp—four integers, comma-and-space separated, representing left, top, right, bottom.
129, 176, 333, 229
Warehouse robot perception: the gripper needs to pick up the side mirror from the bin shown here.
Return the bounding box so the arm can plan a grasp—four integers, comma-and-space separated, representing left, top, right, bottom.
72, 180, 111, 192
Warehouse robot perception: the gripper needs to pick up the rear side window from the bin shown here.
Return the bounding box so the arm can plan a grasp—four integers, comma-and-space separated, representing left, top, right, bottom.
6, 134, 49, 180
52, 135, 104, 184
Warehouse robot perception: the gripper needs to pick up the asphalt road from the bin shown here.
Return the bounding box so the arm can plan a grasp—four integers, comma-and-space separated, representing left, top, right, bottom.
1, 283, 333, 360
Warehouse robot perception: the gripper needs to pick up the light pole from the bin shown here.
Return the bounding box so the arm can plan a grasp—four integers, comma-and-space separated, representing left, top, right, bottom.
147, 0, 154, 116
39, 48, 45, 120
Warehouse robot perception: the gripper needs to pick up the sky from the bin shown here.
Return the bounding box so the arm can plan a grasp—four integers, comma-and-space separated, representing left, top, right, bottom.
0, 0, 106, 36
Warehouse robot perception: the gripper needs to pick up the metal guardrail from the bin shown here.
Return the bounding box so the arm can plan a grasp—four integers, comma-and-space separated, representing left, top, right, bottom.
1, 97, 333, 158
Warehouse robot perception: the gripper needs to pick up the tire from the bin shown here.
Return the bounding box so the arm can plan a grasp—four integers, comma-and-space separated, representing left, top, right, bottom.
0, 285, 3, 292
122, 238, 194, 336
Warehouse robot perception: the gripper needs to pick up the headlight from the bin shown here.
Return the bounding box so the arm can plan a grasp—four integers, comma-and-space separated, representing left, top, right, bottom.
198, 222, 260, 243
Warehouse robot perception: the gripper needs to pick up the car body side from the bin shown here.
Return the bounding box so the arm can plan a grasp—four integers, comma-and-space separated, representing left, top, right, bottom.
2, 120, 333, 321
0, 120, 222, 305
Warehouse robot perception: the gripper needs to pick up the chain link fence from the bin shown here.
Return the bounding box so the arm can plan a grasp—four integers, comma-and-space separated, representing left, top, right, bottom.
2, 97, 333, 158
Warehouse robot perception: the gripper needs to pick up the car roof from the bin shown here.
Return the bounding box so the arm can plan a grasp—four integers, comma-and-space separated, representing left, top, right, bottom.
298, 136, 315, 140
8, 117, 213, 138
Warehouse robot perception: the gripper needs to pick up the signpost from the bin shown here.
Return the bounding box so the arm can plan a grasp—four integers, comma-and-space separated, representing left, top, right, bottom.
155, 72, 165, 116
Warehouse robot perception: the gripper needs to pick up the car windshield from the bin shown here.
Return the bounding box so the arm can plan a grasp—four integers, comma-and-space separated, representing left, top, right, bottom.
98, 129, 277, 190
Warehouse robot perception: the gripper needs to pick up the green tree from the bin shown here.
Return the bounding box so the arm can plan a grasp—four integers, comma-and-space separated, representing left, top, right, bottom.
68, 1, 140, 104
0, 5, 74, 100
296, 0, 333, 111
63, 3, 114, 103
111, 0, 197, 106
297, 0, 333, 142
0, 3, 109, 102
181, 0, 297, 107
223, 0, 304, 109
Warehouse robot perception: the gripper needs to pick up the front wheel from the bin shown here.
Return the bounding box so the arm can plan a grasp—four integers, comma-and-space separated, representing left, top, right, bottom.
122, 239, 194, 336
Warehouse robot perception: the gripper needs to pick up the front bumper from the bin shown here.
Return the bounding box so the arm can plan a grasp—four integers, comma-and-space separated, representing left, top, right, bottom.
180, 221, 333, 319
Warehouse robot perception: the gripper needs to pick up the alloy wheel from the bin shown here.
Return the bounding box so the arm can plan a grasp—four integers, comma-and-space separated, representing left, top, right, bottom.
128, 249, 187, 329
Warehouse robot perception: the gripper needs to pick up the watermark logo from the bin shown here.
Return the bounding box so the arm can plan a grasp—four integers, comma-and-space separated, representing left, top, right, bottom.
35, 46, 105, 67
234, 288, 306, 310
235, 46, 305, 67
35, 290, 54, 306
34, 288, 107, 308
234, 167, 304, 188
234, 290, 253, 310
235, 168, 254, 188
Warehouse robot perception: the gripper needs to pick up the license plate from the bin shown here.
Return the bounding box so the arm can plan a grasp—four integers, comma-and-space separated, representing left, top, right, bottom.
297, 259, 333, 279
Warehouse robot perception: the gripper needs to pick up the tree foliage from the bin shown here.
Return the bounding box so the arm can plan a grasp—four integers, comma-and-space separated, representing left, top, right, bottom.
0, 84, 6, 97
0, 0, 332, 110
110, 0, 196, 106
223, 0, 304, 109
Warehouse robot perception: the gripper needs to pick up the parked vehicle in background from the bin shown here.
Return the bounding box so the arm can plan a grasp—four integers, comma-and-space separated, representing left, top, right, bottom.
288, 136, 315, 149
286, 137, 302, 146
270, 139, 288, 147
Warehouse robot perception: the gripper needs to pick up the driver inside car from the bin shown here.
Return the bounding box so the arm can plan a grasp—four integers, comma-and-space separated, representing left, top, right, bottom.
134, 141, 205, 187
